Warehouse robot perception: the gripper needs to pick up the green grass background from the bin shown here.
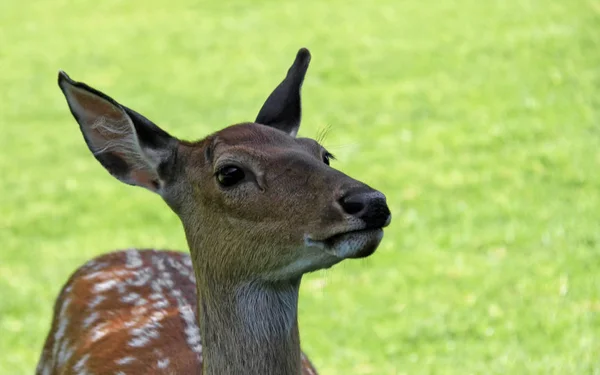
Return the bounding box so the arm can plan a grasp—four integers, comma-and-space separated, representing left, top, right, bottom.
1, 0, 599, 374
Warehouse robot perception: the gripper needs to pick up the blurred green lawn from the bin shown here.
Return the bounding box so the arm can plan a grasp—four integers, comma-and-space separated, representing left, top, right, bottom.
1, 0, 599, 374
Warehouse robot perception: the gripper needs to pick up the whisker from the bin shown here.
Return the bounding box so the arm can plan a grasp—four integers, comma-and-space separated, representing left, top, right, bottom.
315, 124, 333, 144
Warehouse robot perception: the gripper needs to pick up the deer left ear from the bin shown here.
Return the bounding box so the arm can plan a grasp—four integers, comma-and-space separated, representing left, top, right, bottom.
58, 71, 178, 194
255, 48, 311, 137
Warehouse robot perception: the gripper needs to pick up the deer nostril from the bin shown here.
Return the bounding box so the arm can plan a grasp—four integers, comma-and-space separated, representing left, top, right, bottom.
339, 189, 391, 228
340, 196, 366, 216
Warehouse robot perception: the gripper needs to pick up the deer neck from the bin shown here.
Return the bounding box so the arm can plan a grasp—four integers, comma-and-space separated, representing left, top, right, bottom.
194, 269, 303, 375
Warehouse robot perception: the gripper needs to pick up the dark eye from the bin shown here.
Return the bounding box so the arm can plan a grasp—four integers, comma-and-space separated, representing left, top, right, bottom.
322, 152, 334, 166
216, 166, 245, 187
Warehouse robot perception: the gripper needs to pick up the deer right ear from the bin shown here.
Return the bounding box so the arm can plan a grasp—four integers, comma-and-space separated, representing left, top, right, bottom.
254, 48, 311, 137
58, 71, 178, 194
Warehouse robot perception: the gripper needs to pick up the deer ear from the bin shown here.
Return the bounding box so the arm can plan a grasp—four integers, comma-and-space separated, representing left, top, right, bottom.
58, 71, 178, 193
255, 48, 311, 137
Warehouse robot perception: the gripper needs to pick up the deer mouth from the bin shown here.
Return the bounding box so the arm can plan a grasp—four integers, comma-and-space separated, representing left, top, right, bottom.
307, 228, 384, 259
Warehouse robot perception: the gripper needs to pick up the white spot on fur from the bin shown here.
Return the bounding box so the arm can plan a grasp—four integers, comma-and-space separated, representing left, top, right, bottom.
151, 310, 166, 321
128, 335, 151, 348
51, 297, 71, 366
128, 268, 152, 286
113, 269, 129, 277
153, 299, 169, 309
151, 276, 174, 291
123, 320, 136, 328
153, 256, 166, 271
149, 292, 163, 300
128, 314, 161, 348
157, 358, 170, 369
57, 339, 74, 367
125, 249, 143, 269
130, 324, 160, 337
131, 305, 148, 316
167, 257, 192, 278
90, 261, 110, 271
88, 294, 106, 308
83, 271, 105, 280
94, 279, 119, 293
179, 304, 202, 353
90, 322, 110, 342
115, 356, 136, 365
83, 311, 100, 328
54, 315, 69, 342
72, 353, 90, 373
121, 292, 140, 303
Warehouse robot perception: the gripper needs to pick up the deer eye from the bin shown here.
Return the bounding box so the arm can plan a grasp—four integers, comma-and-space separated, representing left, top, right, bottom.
322, 152, 335, 166
216, 166, 245, 187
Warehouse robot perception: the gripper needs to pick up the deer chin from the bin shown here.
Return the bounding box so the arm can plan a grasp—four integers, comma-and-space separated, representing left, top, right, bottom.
306, 228, 384, 259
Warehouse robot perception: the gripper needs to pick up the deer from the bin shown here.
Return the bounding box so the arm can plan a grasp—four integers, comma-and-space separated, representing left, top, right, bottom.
36, 48, 391, 375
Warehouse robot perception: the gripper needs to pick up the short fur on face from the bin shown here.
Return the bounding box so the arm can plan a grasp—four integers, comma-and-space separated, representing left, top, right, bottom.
172, 123, 360, 282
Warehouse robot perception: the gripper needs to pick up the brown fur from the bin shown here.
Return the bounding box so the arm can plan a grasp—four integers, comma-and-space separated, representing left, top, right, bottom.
40, 49, 389, 375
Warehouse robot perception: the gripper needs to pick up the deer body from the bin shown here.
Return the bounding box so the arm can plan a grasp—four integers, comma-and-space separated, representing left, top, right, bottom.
37, 249, 317, 374
37, 48, 390, 374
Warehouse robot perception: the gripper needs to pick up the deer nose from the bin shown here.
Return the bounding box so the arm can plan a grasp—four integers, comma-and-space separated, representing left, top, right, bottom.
339, 189, 391, 229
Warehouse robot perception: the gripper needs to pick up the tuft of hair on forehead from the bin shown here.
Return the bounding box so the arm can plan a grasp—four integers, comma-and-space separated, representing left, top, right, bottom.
211, 122, 296, 147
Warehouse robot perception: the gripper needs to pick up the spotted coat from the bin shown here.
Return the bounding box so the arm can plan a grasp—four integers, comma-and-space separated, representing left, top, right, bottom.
36, 249, 318, 375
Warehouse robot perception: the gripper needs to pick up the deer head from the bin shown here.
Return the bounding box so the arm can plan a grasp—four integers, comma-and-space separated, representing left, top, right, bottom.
57, 48, 391, 285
